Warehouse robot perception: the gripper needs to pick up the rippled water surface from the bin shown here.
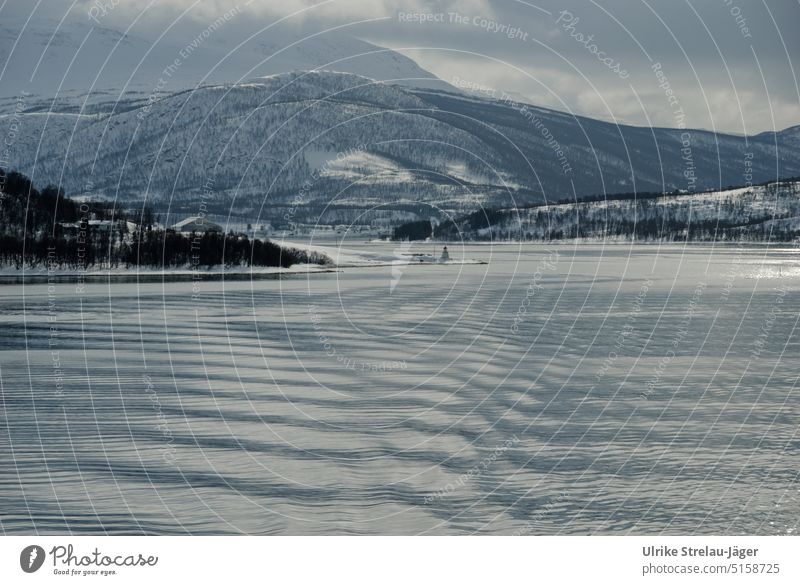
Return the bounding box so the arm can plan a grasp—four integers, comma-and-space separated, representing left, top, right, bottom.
1, 243, 798, 534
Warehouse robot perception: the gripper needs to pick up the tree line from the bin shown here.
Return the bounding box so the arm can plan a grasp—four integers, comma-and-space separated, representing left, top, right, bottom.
0, 168, 329, 270
392, 181, 800, 242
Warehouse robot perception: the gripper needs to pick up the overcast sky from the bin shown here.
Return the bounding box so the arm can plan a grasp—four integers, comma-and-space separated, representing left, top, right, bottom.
4, 0, 798, 134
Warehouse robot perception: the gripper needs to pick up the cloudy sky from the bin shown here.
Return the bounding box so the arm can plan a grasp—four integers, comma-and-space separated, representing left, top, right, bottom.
3, 0, 798, 134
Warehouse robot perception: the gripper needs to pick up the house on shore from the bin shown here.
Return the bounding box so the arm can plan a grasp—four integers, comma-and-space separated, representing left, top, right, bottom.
62, 219, 135, 234
87, 219, 115, 231
171, 216, 223, 233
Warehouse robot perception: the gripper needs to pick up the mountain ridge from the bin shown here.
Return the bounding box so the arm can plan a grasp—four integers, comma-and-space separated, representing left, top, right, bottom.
2, 70, 799, 228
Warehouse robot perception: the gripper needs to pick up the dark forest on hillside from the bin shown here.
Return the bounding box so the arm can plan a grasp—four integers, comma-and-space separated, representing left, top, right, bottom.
392, 181, 800, 242
0, 169, 328, 270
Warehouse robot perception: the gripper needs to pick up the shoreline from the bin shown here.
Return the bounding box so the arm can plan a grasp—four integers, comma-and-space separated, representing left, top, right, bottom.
0, 260, 488, 285
0, 263, 338, 284
1, 240, 793, 285
373, 239, 799, 248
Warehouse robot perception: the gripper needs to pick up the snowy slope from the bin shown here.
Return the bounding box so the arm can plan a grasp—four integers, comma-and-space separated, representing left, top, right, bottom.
2, 71, 513, 208
2, 70, 799, 229
439, 180, 800, 241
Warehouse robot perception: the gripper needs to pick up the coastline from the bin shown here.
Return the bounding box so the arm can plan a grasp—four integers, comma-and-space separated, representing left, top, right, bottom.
0, 263, 338, 284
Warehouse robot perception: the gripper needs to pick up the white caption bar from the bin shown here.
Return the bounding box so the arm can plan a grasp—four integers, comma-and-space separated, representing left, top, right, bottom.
1, 536, 796, 584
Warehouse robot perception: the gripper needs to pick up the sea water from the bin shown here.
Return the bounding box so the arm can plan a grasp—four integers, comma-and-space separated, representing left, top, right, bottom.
1, 242, 798, 534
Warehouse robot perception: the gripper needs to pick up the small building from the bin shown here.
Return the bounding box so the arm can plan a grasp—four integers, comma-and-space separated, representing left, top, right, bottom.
250, 223, 273, 238
171, 216, 223, 233
87, 219, 115, 231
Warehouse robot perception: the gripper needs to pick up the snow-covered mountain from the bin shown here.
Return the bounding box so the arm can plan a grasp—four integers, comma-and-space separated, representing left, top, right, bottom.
2, 69, 799, 228
431, 180, 800, 242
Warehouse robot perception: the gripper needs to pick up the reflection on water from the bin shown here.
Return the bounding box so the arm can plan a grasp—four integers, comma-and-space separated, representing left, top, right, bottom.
1, 244, 798, 534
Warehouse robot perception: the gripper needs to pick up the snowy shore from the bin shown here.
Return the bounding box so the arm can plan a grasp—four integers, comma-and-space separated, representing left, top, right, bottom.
0, 241, 487, 281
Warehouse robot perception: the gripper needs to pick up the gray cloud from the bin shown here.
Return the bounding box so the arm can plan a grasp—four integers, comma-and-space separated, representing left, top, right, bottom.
359, 0, 799, 133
